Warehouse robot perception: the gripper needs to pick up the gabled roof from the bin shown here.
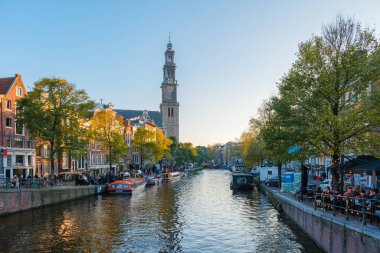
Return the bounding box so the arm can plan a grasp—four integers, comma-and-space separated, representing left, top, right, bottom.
0, 77, 15, 94
115, 109, 163, 127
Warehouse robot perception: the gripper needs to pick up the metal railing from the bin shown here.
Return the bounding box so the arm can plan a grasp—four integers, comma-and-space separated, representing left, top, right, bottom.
0, 177, 64, 190
312, 193, 380, 227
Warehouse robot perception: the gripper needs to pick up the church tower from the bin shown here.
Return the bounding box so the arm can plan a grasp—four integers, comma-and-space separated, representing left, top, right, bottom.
160, 38, 179, 142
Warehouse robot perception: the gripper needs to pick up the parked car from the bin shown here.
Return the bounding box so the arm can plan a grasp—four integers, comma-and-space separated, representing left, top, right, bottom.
265, 176, 279, 187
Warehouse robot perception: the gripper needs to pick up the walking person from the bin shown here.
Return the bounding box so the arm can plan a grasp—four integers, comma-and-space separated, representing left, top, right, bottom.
14, 175, 19, 189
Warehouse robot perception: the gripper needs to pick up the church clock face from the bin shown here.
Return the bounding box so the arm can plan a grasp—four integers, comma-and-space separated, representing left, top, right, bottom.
167, 77, 173, 84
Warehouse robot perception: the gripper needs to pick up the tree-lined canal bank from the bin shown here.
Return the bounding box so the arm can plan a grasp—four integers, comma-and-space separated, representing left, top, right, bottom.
0, 170, 323, 252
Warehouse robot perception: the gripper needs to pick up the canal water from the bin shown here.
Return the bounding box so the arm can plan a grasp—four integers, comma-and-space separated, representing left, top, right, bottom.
0, 170, 323, 253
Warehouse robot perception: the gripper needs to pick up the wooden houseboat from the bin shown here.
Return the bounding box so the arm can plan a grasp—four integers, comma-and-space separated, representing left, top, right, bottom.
162, 172, 181, 181
230, 166, 254, 190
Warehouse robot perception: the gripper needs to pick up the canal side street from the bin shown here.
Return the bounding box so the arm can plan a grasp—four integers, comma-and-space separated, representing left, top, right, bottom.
261, 184, 380, 253
0, 185, 98, 216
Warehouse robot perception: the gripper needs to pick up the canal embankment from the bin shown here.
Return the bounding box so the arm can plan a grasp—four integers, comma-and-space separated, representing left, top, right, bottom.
261, 184, 380, 253
0, 186, 99, 216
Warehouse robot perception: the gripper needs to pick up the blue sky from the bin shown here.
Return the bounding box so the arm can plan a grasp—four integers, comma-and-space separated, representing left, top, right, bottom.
1, 0, 380, 146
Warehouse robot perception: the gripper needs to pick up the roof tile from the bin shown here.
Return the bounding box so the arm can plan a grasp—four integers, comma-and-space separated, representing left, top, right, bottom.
0, 77, 15, 94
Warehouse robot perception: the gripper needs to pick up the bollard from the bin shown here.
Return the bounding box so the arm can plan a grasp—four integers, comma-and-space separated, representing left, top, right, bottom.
362, 197, 367, 226
345, 199, 349, 221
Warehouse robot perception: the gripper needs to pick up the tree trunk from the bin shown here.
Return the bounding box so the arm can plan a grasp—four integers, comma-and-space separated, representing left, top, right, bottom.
302, 164, 308, 191
277, 162, 282, 189
58, 150, 63, 174
339, 154, 344, 193
49, 141, 55, 175
140, 146, 143, 170
331, 153, 340, 191
109, 147, 112, 173
68, 152, 72, 172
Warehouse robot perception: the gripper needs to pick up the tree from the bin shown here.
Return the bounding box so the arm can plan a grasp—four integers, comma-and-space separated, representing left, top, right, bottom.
170, 142, 197, 166
153, 130, 173, 161
16, 78, 94, 173
88, 109, 128, 173
240, 131, 261, 168
132, 128, 156, 169
277, 16, 380, 190
195, 146, 208, 165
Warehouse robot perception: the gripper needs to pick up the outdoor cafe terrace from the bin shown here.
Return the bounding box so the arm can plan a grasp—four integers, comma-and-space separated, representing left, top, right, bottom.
268, 186, 380, 236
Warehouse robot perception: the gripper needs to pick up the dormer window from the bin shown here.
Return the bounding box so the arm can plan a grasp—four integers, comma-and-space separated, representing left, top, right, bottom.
16, 87, 22, 97
6, 100, 11, 110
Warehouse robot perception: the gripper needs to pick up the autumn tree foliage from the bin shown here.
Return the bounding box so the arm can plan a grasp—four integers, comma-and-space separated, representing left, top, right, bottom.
16, 78, 94, 173
89, 109, 128, 172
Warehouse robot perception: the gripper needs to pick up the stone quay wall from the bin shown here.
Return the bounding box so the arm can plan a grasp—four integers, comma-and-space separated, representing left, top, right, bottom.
262, 185, 380, 253
0, 186, 96, 216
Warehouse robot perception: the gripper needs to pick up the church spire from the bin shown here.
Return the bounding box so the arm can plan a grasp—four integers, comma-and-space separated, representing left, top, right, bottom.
160, 38, 180, 141
167, 33, 173, 50
163, 36, 176, 82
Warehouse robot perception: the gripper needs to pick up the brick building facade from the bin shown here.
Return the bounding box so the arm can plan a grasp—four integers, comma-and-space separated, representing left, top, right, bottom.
0, 74, 35, 179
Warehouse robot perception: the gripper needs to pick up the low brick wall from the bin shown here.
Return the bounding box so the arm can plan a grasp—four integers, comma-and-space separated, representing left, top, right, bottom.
262, 185, 380, 253
0, 186, 96, 216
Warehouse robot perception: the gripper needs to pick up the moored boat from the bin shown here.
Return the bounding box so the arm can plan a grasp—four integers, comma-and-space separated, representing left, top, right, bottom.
162, 171, 181, 181
107, 177, 145, 194
145, 176, 161, 186
230, 166, 254, 190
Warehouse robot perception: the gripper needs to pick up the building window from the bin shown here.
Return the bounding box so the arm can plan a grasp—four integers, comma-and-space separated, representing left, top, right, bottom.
171, 108, 174, 117
6, 100, 11, 110
7, 155, 12, 166
45, 147, 50, 157
36, 146, 42, 157
15, 138, 24, 148
15, 155, 24, 166
6, 136, 11, 147
168, 107, 171, 117
16, 87, 22, 97
92, 154, 96, 165
27, 139, 32, 149
6, 118, 11, 128
28, 155, 32, 166
15, 123, 24, 135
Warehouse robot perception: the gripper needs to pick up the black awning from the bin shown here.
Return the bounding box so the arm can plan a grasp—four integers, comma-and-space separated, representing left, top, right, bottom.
347, 159, 380, 175
327, 155, 378, 172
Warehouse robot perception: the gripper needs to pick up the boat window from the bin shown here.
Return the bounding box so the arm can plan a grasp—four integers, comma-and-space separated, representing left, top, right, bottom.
237, 177, 247, 184
112, 185, 116, 189
116, 184, 123, 189
124, 185, 129, 189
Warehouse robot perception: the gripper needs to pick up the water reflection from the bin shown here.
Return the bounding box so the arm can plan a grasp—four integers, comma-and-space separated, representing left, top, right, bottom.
0, 170, 322, 253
